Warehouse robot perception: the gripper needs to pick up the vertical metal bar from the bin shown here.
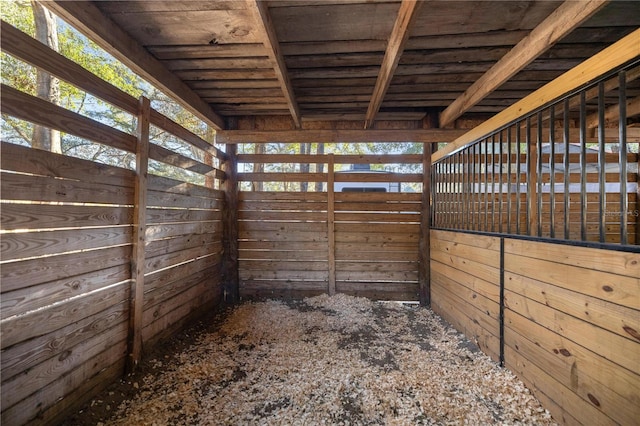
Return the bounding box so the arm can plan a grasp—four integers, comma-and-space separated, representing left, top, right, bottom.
447, 156, 452, 229
457, 152, 462, 229
549, 105, 556, 239
491, 134, 496, 232
537, 111, 543, 237
598, 81, 606, 243
507, 126, 512, 234
563, 98, 571, 240
484, 137, 490, 232
466, 146, 473, 230
471, 145, 476, 231
476, 143, 481, 231
498, 130, 504, 233
618, 70, 628, 245
580, 91, 588, 241
516, 121, 522, 234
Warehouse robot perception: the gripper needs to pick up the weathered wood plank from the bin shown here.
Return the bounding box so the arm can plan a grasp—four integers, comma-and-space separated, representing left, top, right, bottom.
1, 348, 125, 426
240, 191, 328, 201
148, 174, 224, 199
1, 142, 135, 187
147, 189, 221, 209
0, 282, 129, 350
1, 264, 129, 321
217, 129, 466, 144
1, 172, 134, 205
146, 207, 220, 224
1, 84, 137, 152
146, 221, 222, 241
1, 203, 132, 231
145, 243, 222, 274
1, 226, 131, 261
0, 245, 131, 292
1, 300, 127, 381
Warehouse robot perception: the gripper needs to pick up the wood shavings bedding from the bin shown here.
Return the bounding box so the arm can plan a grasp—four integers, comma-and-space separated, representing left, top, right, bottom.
88, 294, 556, 425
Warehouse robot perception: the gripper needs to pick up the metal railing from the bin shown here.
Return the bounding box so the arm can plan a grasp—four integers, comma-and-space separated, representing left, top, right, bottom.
432, 60, 639, 245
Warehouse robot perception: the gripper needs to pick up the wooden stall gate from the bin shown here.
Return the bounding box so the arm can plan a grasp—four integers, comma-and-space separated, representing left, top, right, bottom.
237, 153, 425, 301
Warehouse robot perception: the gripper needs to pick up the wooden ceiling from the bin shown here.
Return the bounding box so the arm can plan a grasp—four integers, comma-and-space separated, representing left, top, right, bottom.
49, 1, 639, 130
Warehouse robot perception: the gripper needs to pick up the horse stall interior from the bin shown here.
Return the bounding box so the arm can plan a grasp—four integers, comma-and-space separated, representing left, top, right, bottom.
1, 1, 639, 425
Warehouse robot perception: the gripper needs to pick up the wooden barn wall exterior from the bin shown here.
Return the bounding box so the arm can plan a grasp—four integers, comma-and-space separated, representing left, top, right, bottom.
1, 24, 226, 425
430, 229, 640, 425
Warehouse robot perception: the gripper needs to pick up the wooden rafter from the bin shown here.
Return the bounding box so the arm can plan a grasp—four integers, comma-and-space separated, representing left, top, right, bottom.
247, 0, 302, 128
46, 1, 225, 130
438, 0, 609, 127
364, 0, 422, 129
433, 28, 640, 162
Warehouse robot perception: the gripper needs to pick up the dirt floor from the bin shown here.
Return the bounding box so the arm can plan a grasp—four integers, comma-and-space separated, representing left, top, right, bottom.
64, 294, 556, 425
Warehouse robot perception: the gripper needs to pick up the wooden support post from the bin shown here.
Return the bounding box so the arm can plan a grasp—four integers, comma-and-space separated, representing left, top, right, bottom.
204, 126, 216, 189
127, 96, 150, 373
221, 142, 240, 303
327, 154, 336, 296
418, 143, 431, 306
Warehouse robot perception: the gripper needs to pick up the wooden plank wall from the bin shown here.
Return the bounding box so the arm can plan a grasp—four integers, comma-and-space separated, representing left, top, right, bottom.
335, 192, 421, 300
238, 191, 329, 298
429, 230, 501, 361
1, 23, 226, 423
1, 143, 133, 426
430, 229, 640, 425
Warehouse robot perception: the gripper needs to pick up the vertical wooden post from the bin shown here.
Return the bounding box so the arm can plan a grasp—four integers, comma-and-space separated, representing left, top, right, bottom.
327, 154, 336, 296
204, 126, 216, 189
221, 140, 239, 303
127, 96, 150, 373
418, 142, 432, 306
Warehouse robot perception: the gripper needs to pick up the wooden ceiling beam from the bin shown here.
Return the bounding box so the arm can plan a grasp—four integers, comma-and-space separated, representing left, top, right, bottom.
433, 28, 640, 162
364, 0, 422, 129
216, 129, 466, 144
46, 1, 226, 130
247, 0, 302, 128
438, 0, 609, 128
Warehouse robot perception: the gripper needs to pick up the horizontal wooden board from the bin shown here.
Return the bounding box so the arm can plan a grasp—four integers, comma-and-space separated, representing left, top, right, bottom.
1, 203, 132, 231
145, 243, 222, 274
1, 300, 128, 381
2, 321, 127, 410
431, 260, 500, 303
430, 237, 501, 269
148, 175, 224, 199
239, 210, 327, 221
239, 200, 328, 211
144, 265, 220, 311
1, 345, 126, 426
240, 269, 329, 281
1, 226, 132, 261
240, 260, 327, 271
1, 142, 135, 187
239, 249, 327, 261
240, 280, 328, 292
505, 252, 640, 310
240, 191, 328, 201
505, 272, 640, 343
504, 289, 638, 373
335, 282, 419, 301
146, 207, 221, 224
145, 232, 222, 259
146, 220, 222, 241
430, 229, 501, 251
1, 282, 129, 350
430, 285, 500, 362
239, 240, 328, 251
430, 246, 500, 286
505, 311, 640, 425
1, 263, 129, 321
1, 172, 134, 205
0, 245, 131, 292
335, 249, 418, 262
335, 270, 417, 282
335, 202, 421, 213
334, 212, 421, 223
504, 238, 640, 278
145, 255, 221, 296
147, 189, 221, 209
504, 345, 612, 426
